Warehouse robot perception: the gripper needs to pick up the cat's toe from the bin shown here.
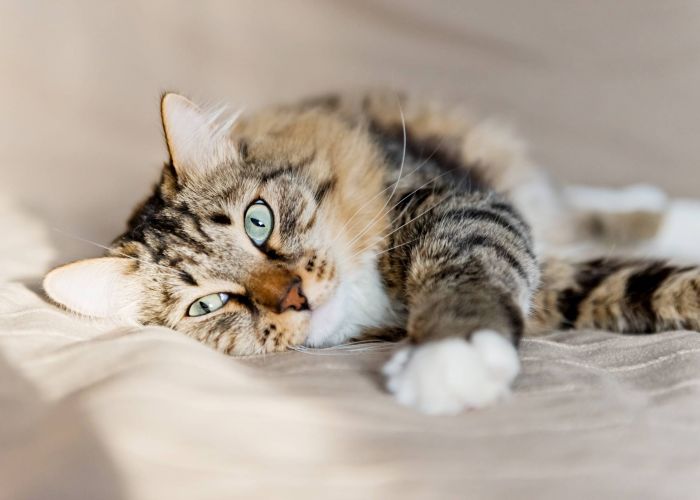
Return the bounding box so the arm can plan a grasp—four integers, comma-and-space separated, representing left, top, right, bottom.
383, 331, 520, 415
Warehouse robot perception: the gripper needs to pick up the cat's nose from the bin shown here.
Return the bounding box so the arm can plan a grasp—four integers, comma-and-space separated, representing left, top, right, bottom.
279, 278, 308, 313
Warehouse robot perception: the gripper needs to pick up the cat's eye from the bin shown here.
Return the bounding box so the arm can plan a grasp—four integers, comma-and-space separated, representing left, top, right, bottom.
188, 292, 230, 317
244, 200, 274, 246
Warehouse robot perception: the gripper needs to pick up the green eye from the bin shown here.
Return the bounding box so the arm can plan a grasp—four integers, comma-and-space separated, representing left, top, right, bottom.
244, 200, 274, 246
188, 292, 230, 317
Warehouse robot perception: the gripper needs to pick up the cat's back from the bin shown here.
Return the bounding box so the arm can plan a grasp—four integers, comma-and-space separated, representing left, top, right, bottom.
285, 89, 534, 197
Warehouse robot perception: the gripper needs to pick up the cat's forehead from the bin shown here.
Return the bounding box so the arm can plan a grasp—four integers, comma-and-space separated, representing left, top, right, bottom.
233, 108, 344, 166
176, 160, 317, 217
118, 174, 317, 282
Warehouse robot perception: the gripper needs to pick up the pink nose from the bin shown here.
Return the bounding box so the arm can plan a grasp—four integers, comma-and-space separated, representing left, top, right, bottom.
279, 279, 308, 313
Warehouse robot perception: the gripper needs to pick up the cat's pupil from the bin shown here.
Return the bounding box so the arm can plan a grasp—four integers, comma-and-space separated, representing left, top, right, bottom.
251, 218, 265, 227
199, 301, 211, 313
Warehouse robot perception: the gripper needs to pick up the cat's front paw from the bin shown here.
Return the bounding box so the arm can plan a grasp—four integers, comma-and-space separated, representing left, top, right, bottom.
382, 330, 520, 415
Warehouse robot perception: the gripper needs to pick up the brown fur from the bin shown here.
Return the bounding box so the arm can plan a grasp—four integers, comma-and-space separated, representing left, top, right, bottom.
529, 258, 700, 334
44, 90, 700, 359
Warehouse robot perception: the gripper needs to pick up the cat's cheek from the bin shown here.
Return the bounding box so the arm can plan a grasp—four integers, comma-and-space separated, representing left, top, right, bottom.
297, 255, 338, 309
266, 311, 311, 351
302, 278, 337, 310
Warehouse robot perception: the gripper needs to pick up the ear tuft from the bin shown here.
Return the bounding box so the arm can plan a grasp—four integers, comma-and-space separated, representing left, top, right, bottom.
161, 93, 237, 179
43, 257, 141, 319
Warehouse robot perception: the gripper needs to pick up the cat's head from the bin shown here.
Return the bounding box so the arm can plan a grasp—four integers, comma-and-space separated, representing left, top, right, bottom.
44, 93, 392, 354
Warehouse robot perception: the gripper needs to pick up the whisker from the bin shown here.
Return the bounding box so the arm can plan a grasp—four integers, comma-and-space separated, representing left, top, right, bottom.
338, 96, 408, 248
51, 228, 175, 274
372, 237, 422, 259
330, 118, 448, 248
288, 339, 389, 356
386, 99, 408, 205
350, 194, 445, 260
328, 160, 425, 247
345, 139, 459, 253
348, 167, 457, 258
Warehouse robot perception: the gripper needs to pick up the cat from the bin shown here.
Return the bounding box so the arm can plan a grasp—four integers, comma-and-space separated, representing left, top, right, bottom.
43, 90, 700, 415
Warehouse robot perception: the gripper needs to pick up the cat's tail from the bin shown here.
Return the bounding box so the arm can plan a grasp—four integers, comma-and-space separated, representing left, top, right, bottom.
528, 256, 700, 335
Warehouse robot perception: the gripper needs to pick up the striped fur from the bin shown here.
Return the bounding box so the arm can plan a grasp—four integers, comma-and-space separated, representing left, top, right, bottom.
530, 258, 700, 334
45, 90, 700, 371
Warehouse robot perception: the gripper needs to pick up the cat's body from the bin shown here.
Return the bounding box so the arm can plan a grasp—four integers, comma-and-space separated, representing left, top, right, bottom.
44, 90, 700, 414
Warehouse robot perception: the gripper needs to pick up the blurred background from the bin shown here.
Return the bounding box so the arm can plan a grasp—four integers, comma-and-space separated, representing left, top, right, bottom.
1, 0, 699, 262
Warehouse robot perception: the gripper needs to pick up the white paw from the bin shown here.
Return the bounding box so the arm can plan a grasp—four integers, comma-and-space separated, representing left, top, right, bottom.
382, 331, 520, 415
565, 184, 668, 214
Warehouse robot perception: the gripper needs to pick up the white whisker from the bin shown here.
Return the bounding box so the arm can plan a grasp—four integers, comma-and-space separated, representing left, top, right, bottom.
329, 124, 448, 248
51, 228, 176, 274
387, 100, 408, 204
288, 339, 390, 356
353, 196, 445, 259
348, 167, 458, 259
345, 162, 458, 254
340, 96, 408, 249
373, 237, 422, 258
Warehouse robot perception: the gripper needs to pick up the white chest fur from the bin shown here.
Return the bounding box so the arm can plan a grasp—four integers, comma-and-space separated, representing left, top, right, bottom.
304, 252, 394, 347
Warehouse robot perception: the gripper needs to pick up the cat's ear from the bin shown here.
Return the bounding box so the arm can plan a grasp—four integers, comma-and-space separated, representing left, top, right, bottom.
160, 93, 236, 179
43, 257, 142, 319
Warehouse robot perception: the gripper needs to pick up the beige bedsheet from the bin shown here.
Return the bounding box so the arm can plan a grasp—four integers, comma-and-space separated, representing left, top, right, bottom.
1, 198, 700, 500
3, 1, 700, 498
2, 284, 700, 500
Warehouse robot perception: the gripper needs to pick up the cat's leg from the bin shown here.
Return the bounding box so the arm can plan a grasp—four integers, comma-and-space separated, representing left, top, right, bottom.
563, 184, 668, 244
509, 173, 669, 253
379, 191, 539, 415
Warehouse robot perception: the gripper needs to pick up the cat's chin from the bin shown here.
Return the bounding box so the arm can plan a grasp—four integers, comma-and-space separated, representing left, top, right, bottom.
303, 253, 393, 348
304, 286, 351, 347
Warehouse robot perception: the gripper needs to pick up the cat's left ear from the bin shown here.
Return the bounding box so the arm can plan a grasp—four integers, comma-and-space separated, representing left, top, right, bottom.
43, 257, 142, 319
160, 93, 236, 180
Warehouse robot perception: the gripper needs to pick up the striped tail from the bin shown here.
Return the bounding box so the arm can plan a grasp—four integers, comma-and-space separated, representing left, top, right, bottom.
528, 257, 700, 334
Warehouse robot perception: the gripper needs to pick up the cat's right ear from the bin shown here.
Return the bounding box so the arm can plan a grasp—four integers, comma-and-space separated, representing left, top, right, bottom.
160, 93, 236, 180
43, 257, 142, 319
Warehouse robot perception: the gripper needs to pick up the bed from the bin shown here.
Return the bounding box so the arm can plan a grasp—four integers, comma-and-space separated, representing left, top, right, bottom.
1, 195, 699, 499
2, 1, 700, 498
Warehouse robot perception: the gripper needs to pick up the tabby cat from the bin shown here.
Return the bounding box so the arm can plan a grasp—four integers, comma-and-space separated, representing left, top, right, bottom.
44, 91, 700, 415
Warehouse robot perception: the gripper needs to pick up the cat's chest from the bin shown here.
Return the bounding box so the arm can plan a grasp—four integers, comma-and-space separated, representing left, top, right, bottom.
304, 254, 397, 347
